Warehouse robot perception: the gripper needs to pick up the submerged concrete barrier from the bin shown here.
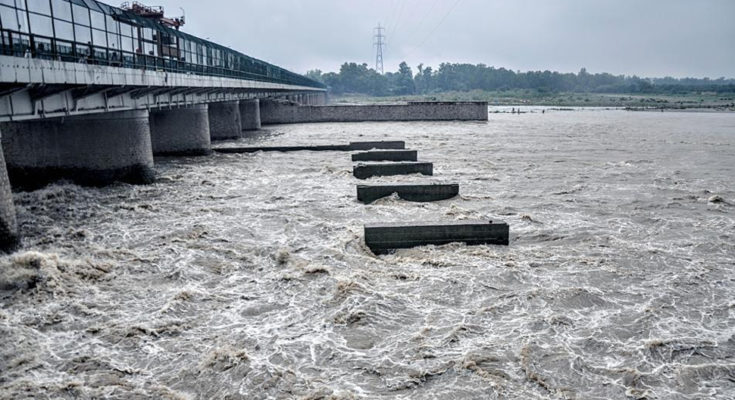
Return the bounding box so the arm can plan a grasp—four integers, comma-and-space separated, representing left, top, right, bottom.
364, 220, 509, 254
352, 150, 417, 162
216, 145, 349, 153
357, 183, 459, 204
348, 141, 405, 150
353, 162, 433, 179
214, 141, 406, 154
260, 100, 488, 124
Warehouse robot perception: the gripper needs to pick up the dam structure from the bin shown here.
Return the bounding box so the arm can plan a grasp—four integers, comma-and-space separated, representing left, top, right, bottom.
0, 0, 325, 250
0, 0, 487, 251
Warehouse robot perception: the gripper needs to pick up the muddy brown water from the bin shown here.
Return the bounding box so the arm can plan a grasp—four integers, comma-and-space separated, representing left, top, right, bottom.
1, 108, 734, 399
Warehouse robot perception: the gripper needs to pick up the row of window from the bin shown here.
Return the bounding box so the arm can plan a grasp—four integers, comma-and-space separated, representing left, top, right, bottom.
0, 0, 322, 88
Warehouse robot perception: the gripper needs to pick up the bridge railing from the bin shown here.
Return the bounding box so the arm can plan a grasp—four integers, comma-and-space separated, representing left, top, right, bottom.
0, 29, 318, 88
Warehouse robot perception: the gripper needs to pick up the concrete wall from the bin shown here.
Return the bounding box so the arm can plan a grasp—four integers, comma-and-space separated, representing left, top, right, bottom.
240, 99, 261, 132
1, 110, 155, 189
209, 101, 242, 140
260, 101, 488, 125
0, 138, 18, 252
150, 104, 211, 156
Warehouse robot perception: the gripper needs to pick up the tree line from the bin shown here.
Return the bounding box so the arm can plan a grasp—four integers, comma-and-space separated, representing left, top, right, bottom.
305, 62, 735, 96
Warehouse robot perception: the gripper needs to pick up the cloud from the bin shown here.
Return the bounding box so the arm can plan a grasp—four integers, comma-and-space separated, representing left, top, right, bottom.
152, 0, 734, 78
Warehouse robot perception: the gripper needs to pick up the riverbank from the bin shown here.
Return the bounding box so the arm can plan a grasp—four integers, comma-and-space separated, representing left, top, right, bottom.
331, 90, 735, 111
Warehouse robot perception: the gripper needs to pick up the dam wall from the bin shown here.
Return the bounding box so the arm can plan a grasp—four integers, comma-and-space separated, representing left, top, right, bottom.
260, 101, 488, 125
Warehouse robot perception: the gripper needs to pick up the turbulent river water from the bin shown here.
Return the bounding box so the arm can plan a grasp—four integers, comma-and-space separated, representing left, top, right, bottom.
1, 108, 734, 399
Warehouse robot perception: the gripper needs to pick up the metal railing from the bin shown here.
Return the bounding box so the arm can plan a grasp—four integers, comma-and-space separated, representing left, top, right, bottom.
0, 28, 324, 89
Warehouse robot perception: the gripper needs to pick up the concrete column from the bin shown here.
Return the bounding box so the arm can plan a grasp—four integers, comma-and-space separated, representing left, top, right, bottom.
150, 104, 211, 156
208, 101, 242, 140
240, 99, 261, 132
0, 138, 18, 252
1, 110, 155, 189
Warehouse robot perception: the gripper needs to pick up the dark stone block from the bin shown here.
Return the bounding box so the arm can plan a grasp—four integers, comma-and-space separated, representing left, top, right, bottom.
353, 162, 433, 179
351, 150, 417, 162
348, 141, 405, 150
357, 183, 458, 204
364, 220, 509, 254
214, 145, 349, 153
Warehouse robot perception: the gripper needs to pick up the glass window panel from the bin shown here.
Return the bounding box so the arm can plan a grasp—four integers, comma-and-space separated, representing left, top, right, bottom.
0, 6, 16, 30
76, 43, 90, 57
92, 46, 105, 61
92, 28, 104, 46
120, 35, 132, 51
29, 13, 53, 36
142, 27, 151, 40
107, 31, 119, 49
51, 0, 72, 21
1, 6, 29, 33
55, 39, 73, 59
105, 14, 118, 33
119, 22, 132, 37
33, 36, 52, 58
0, 0, 16, 6
89, 10, 103, 29
28, 1, 52, 15
74, 23, 90, 43
72, 4, 88, 26
54, 19, 73, 40
143, 41, 154, 55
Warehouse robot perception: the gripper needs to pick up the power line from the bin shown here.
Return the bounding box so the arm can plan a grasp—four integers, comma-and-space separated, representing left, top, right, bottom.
374, 24, 386, 74
388, 0, 407, 43
403, 0, 463, 61
416, 0, 462, 49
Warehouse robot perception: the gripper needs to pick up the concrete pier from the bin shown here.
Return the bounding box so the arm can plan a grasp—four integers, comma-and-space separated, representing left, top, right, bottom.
364, 220, 509, 254
353, 162, 433, 179
240, 99, 262, 132
260, 100, 488, 125
208, 101, 242, 140
0, 140, 18, 252
352, 150, 417, 162
357, 183, 459, 204
1, 110, 155, 189
150, 104, 211, 156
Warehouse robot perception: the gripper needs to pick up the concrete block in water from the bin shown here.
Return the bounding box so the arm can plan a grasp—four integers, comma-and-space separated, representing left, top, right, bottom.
353, 162, 433, 179
352, 150, 417, 162
215, 145, 349, 153
348, 141, 405, 150
364, 220, 509, 254
357, 183, 458, 204
214, 140, 406, 154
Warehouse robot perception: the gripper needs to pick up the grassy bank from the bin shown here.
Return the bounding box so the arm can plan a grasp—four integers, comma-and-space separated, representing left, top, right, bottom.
331, 90, 735, 110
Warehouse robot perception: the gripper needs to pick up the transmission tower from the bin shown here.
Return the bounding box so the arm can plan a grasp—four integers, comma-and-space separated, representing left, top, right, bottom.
374, 24, 385, 74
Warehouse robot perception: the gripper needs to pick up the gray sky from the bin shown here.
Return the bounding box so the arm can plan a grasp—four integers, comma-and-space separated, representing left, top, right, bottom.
151, 0, 734, 78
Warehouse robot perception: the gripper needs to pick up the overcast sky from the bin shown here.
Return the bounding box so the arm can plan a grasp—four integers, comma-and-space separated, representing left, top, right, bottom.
151, 0, 734, 78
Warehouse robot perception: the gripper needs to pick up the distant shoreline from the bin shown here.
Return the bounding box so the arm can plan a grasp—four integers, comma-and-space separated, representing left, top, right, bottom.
330, 91, 735, 112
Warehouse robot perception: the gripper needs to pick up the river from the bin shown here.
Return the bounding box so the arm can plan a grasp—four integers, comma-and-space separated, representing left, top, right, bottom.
1, 108, 734, 399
